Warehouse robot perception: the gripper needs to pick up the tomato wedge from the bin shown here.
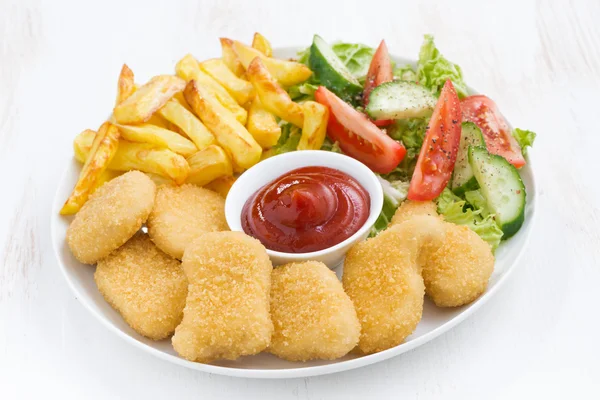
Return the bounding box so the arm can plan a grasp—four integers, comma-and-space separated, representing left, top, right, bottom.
461, 95, 525, 168
408, 79, 462, 201
315, 86, 406, 174
363, 40, 393, 127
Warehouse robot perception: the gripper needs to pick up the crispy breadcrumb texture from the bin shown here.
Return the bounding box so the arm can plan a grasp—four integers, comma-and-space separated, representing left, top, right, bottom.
390, 200, 440, 227
343, 216, 446, 354
422, 223, 495, 307
269, 261, 360, 361
147, 184, 228, 259
172, 231, 273, 363
95, 233, 188, 340
66, 170, 156, 264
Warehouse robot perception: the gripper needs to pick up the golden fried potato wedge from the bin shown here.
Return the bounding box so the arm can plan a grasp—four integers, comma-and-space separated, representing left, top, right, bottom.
176, 54, 247, 124
115, 64, 135, 106
115, 123, 197, 157
186, 145, 233, 186
184, 80, 261, 170
73, 130, 189, 184
220, 38, 245, 77
113, 75, 186, 124
200, 58, 255, 105
247, 58, 304, 127
298, 101, 329, 150
91, 169, 123, 193
231, 40, 312, 87
204, 175, 236, 198
61, 122, 120, 214
157, 99, 215, 150
246, 97, 281, 148
173, 92, 193, 113
252, 33, 272, 57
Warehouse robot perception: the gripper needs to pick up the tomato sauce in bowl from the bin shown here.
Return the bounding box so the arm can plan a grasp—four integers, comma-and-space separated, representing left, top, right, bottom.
241, 166, 370, 253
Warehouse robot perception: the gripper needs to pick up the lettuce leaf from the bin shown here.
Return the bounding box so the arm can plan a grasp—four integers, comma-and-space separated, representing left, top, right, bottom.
384, 118, 428, 180
287, 82, 319, 102
513, 128, 536, 155
393, 64, 418, 82
297, 42, 375, 81
262, 123, 301, 159
436, 188, 504, 251
417, 35, 468, 99
370, 177, 410, 237
320, 137, 343, 153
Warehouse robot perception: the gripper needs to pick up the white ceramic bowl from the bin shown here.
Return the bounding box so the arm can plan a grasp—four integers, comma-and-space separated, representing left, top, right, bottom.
225, 150, 383, 268
51, 46, 537, 379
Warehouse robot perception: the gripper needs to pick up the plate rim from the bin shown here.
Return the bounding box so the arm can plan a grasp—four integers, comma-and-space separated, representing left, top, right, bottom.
51, 46, 538, 379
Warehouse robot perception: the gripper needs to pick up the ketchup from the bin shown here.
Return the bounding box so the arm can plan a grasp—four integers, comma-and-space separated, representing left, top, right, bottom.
241, 166, 370, 253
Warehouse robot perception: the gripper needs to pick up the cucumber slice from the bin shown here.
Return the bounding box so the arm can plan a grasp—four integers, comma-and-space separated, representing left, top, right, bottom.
365, 81, 437, 120
309, 35, 363, 102
451, 122, 486, 196
468, 146, 526, 238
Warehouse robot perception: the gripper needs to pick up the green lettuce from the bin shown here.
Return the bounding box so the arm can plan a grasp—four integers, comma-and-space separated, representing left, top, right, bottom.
262, 123, 301, 159
417, 35, 468, 99
436, 188, 504, 251
297, 42, 375, 81
513, 128, 536, 155
393, 64, 418, 82
320, 137, 343, 153
370, 177, 410, 237
287, 82, 319, 102
385, 118, 428, 180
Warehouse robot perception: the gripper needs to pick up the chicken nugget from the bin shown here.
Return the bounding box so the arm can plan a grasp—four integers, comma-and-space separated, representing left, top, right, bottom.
343, 216, 446, 354
172, 231, 273, 363
389, 200, 440, 227
422, 223, 494, 307
66, 170, 156, 264
269, 261, 360, 361
147, 184, 228, 259
95, 233, 187, 340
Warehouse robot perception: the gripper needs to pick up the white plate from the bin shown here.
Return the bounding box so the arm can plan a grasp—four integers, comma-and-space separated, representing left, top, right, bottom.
51, 47, 537, 379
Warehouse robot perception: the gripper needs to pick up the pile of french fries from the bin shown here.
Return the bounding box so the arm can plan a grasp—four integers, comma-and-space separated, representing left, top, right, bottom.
61, 33, 329, 215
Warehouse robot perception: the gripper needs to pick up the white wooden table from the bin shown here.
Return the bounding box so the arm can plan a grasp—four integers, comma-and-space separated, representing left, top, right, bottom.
1, 0, 599, 398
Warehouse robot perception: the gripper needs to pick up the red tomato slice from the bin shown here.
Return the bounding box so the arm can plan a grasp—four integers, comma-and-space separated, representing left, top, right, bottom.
315, 86, 406, 174
363, 40, 393, 127
408, 80, 462, 201
461, 95, 525, 168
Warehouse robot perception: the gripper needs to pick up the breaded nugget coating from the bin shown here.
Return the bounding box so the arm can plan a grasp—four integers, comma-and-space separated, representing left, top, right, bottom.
343, 216, 446, 354
390, 200, 440, 227
147, 184, 228, 259
269, 261, 360, 361
422, 224, 494, 307
67, 171, 156, 264
95, 233, 188, 340
172, 231, 273, 363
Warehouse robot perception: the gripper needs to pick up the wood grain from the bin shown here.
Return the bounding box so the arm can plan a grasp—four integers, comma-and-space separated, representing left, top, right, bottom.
0, 0, 599, 398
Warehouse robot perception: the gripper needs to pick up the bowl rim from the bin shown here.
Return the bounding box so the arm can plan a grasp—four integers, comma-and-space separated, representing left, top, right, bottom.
51, 46, 538, 379
224, 150, 384, 259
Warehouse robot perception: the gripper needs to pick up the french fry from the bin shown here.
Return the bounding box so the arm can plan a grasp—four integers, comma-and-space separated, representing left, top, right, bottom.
246, 97, 281, 148
246, 57, 304, 127
220, 38, 245, 77
115, 123, 197, 157
204, 175, 237, 198
113, 75, 186, 124
91, 169, 123, 193
175, 54, 247, 124
252, 33, 272, 57
186, 145, 233, 186
145, 172, 175, 187
157, 99, 215, 150
184, 80, 261, 170
199, 58, 255, 105
231, 40, 312, 87
61, 122, 120, 214
73, 130, 189, 185
297, 101, 329, 150
173, 91, 193, 113
115, 64, 135, 106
